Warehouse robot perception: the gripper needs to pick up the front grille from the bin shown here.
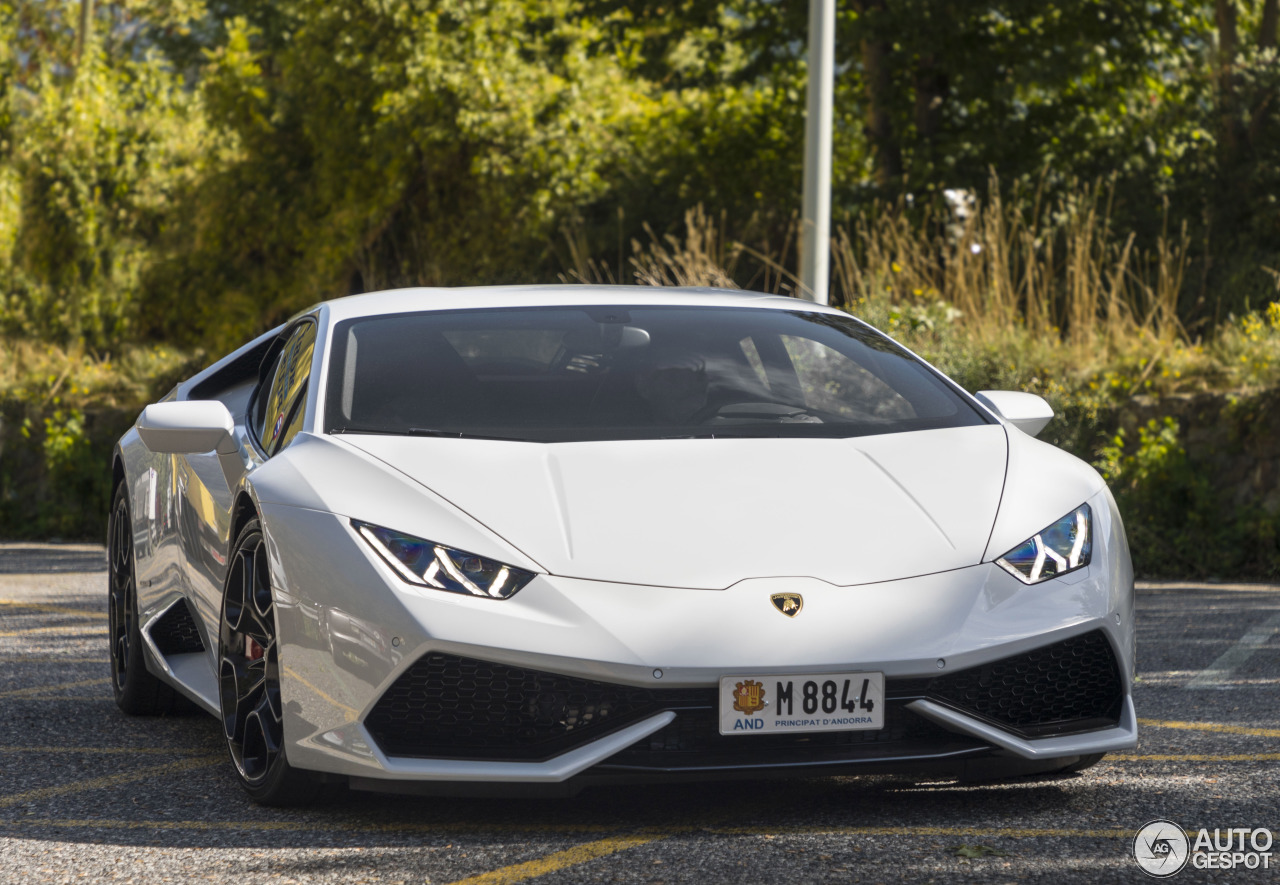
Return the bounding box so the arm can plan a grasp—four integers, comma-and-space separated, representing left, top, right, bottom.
365, 631, 1123, 763
148, 599, 205, 655
927, 630, 1123, 737
365, 653, 708, 761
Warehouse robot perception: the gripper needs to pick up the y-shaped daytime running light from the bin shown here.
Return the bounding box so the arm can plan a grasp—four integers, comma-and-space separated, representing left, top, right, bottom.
354, 521, 535, 599
996, 504, 1092, 585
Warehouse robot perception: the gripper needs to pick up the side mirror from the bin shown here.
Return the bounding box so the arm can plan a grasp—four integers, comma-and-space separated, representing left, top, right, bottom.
975, 391, 1054, 437
137, 401, 248, 491
137, 401, 237, 454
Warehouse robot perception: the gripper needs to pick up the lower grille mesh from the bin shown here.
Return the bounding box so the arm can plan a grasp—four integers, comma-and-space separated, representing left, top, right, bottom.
365, 631, 1124, 761
365, 653, 706, 760
927, 630, 1123, 736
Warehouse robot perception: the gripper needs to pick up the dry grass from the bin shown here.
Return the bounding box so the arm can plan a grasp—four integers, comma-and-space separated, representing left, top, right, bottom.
831, 178, 1188, 367
562, 205, 802, 293
562, 180, 1235, 401
0, 338, 199, 412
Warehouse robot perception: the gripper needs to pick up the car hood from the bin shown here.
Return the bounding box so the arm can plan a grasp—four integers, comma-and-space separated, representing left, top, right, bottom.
341, 425, 1009, 590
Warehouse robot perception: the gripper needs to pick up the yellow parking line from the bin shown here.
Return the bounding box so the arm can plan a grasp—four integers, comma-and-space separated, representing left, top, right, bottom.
0, 625, 108, 638
1138, 717, 1280, 738
0, 756, 222, 809
0, 678, 109, 700
0, 600, 107, 619
446, 834, 666, 885
0, 745, 210, 755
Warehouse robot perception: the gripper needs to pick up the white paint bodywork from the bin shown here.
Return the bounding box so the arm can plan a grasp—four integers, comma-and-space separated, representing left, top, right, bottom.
339, 426, 1008, 589
114, 285, 1137, 788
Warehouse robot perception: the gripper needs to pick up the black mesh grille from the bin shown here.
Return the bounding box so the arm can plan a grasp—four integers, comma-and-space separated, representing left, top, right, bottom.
148, 599, 205, 655
927, 630, 1122, 736
365, 653, 708, 761
366, 633, 1124, 762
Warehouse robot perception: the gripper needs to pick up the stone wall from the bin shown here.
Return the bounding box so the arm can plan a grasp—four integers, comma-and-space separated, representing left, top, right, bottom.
1118, 389, 1280, 517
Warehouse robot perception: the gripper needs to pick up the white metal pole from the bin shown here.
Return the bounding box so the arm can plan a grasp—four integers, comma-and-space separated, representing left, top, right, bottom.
800, 0, 835, 304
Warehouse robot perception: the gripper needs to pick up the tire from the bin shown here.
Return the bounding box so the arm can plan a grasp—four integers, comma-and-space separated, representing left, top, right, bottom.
108, 481, 184, 715
218, 518, 319, 805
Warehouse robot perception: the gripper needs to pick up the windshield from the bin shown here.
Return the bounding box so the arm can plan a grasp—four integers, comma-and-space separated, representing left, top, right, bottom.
323, 305, 988, 442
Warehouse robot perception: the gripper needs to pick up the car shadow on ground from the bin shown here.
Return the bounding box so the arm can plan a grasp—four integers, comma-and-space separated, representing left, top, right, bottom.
0, 700, 1103, 851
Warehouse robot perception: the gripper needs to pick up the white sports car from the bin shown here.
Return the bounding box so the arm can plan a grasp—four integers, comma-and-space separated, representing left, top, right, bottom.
109, 285, 1136, 804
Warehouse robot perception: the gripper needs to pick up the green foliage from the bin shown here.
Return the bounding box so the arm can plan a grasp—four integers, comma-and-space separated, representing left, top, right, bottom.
4, 0, 1280, 570
0, 404, 117, 539
1095, 417, 1278, 577
840, 1, 1211, 189
1, 32, 207, 348
39, 408, 103, 531
2, 0, 1278, 348
0, 337, 198, 541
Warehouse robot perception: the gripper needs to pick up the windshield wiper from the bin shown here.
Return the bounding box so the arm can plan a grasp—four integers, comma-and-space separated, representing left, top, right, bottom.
328, 425, 404, 435
329, 425, 539, 442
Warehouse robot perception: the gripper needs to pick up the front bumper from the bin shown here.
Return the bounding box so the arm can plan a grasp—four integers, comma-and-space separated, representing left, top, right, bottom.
260, 486, 1135, 787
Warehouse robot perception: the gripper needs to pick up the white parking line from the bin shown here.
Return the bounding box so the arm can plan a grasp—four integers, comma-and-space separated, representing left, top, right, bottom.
1184, 610, 1280, 689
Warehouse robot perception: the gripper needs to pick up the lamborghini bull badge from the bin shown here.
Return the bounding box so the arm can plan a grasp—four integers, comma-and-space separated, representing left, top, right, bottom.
732, 679, 768, 715
770, 592, 803, 617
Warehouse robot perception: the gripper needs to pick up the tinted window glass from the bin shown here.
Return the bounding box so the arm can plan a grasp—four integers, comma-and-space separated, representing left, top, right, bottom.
324, 306, 987, 442
260, 322, 317, 454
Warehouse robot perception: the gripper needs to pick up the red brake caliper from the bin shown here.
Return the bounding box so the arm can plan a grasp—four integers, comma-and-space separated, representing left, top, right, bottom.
245, 636, 265, 661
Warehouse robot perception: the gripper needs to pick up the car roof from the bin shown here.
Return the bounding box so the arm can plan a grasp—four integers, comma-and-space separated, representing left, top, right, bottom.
317, 285, 834, 324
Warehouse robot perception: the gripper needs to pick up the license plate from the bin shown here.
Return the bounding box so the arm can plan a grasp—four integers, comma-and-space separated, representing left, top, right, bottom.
719, 672, 885, 735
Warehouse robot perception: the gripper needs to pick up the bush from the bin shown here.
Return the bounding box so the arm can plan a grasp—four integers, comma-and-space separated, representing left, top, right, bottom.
1095, 416, 1279, 578
0, 403, 126, 540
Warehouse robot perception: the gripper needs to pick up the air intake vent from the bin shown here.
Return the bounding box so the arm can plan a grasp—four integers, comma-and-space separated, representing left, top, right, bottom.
365, 653, 705, 761
927, 630, 1123, 737
148, 599, 205, 655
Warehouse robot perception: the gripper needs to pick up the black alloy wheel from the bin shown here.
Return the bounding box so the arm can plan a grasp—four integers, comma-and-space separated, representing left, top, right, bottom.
108, 481, 181, 714
218, 518, 317, 804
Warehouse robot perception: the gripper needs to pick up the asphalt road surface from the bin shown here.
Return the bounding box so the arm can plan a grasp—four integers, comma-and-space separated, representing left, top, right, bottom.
1, 542, 1277, 884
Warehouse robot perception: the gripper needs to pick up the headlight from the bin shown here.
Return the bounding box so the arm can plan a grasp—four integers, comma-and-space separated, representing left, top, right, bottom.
354, 521, 536, 599
996, 504, 1092, 584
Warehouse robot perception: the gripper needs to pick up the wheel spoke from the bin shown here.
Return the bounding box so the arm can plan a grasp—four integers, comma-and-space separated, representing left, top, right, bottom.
219, 658, 241, 742
252, 545, 273, 620
239, 659, 266, 708
108, 496, 134, 691
224, 549, 251, 634
252, 693, 282, 752
219, 528, 287, 788
242, 599, 273, 647
264, 641, 282, 723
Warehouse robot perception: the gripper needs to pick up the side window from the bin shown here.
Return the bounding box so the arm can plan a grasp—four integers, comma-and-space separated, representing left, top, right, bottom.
258, 322, 318, 455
